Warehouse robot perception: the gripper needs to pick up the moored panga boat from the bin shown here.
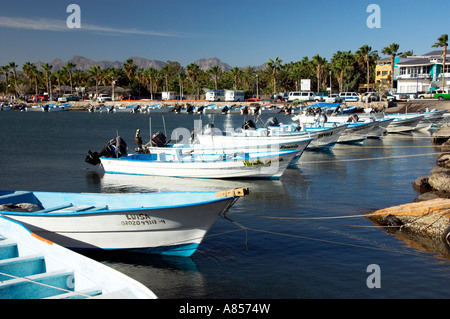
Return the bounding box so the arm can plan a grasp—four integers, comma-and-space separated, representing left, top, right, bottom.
86, 135, 304, 179
0, 216, 157, 298
0, 188, 248, 257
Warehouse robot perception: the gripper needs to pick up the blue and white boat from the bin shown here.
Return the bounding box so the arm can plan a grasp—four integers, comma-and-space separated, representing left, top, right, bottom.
99, 150, 300, 179
0, 189, 246, 257
42, 103, 71, 112
141, 104, 172, 113
196, 118, 345, 151
0, 216, 157, 298
112, 104, 140, 113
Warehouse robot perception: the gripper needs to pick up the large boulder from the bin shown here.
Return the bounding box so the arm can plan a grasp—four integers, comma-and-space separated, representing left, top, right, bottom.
428, 166, 450, 193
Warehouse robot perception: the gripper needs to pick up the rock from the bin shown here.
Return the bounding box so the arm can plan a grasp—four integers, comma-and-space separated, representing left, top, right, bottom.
428, 166, 450, 192
412, 176, 433, 193
367, 198, 450, 239
414, 192, 440, 202
436, 153, 450, 168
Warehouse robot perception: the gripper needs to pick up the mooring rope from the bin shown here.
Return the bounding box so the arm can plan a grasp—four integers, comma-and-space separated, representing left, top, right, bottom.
0, 271, 93, 298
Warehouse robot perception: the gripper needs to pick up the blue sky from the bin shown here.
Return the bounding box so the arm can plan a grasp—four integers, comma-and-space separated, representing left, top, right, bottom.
0, 0, 448, 70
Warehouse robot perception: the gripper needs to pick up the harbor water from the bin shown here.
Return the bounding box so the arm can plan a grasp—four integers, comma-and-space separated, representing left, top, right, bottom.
0, 110, 449, 299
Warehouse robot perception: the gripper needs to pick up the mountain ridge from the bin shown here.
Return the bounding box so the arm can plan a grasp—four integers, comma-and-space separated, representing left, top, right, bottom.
32, 56, 266, 72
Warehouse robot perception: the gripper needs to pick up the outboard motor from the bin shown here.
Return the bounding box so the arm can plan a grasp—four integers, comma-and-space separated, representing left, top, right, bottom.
222, 105, 229, 114
264, 117, 280, 128
85, 136, 128, 165
242, 119, 256, 130
151, 131, 169, 147
318, 113, 327, 123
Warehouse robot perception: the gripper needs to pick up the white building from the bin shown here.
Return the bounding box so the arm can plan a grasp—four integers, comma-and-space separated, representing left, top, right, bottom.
395, 50, 449, 94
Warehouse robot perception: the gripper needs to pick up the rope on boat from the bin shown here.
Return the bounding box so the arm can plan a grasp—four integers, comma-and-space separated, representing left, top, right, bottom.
299, 151, 441, 165
213, 219, 450, 262
0, 271, 94, 298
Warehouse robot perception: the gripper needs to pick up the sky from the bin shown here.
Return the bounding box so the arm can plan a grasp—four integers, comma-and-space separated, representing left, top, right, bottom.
0, 0, 448, 70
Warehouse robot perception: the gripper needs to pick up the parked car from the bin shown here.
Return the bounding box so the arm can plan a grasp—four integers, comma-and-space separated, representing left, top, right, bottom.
435, 89, 450, 100
315, 92, 328, 102
58, 94, 79, 102
244, 97, 260, 102
387, 93, 409, 102
417, 90, 438, 99
339, 92, 360, 102
325, 94, 343, 103
361, 92, 378, 102
97, 94, 112, 102
288, 91, 320, 102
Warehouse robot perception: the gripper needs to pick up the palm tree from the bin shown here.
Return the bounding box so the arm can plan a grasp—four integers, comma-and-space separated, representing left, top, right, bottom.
381, 43, 400, 89
266, 57, 282, 93
88, 65, 102, 98
41, 63, 53, 95
432, 34, 448, 91
63, 62, 76, 94
229, 67, 242, 90
29, 65, 41, 95
22, 62, 34, 87
331, 51, 354, 92
1, 65, 10, 94
312, 54, 328, 92
356, 45, 377, 92
186, 63, 200, 99
143, 67, 158, 100
8, 62, 18, 94
123, 59, 137, 84
208, 65, 221, 90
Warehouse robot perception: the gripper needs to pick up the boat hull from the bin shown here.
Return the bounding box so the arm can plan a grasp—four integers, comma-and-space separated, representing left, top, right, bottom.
1, 191, 239, 257
100, 150, 299, 179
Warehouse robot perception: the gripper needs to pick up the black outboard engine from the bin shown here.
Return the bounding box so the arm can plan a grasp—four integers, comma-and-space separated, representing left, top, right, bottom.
318, 113, 327, 123
222, 105, 229, 114
242, 119, 256, 130
264, 117, 279, 128
85, 136, 128, 165
151, 131, 169, 147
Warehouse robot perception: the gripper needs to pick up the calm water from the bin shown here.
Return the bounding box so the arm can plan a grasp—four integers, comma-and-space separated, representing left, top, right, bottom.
0, 110, 449, 299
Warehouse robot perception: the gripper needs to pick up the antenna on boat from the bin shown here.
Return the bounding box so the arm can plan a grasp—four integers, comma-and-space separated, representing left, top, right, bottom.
149, 117, 152, 141
162, 115, 167, 137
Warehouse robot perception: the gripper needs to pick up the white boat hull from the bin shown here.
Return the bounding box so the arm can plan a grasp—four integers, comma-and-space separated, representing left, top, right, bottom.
1, 190, 242, 257
100, 150, 299, 179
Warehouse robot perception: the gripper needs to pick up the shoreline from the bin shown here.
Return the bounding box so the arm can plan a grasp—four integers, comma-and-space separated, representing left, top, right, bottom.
19, 99, 450, 113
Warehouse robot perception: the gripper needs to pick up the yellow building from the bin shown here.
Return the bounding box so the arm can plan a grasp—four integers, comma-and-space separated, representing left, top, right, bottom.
375, 57, 393, 85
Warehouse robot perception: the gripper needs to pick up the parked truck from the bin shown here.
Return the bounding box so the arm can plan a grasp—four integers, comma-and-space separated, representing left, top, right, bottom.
434, 89, 450, 100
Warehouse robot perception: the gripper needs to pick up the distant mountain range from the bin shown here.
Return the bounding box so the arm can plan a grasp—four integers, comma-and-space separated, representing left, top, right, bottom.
32, 55, 265, 72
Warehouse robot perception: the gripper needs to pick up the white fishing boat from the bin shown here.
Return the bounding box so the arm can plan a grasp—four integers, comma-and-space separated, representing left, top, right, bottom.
198, 117, 345, 151
0, 216, 157, 299
0, 189, 247, 257
1, 103, 13, 111
112, 104, 140, 113
142, 104, 172, 113
100, 149, 299, 179
145, 131, 313, 159
26, 105, 47, 112
42, 103, 71, 112
384, 115, 425, 133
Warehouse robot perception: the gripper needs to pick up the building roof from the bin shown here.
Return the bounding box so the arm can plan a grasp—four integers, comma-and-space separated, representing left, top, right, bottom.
396, 57, 434, 66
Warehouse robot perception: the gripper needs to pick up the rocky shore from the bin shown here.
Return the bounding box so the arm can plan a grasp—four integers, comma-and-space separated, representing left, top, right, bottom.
368, 121, 450, 246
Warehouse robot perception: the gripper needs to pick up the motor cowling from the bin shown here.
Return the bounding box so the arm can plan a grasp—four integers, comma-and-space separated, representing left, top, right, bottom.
85, 136, 128, 165
242, 119, 256, 130
151, 131, 169, 147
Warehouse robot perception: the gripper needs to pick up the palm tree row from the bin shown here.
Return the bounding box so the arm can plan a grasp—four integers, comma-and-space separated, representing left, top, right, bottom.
1, 35, 447, 99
